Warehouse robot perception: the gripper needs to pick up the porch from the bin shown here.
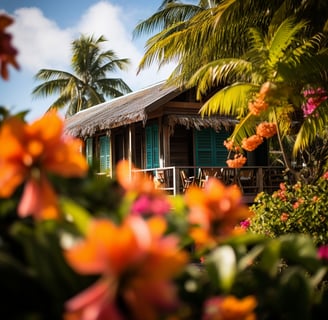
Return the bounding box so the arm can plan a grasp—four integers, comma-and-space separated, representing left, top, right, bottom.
133, 165, 286, 204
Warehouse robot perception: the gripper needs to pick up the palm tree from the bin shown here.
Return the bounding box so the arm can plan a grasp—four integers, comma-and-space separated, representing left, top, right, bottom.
189, 17, 328, 170
136, 0, 328, 87
32, 35, 132, 117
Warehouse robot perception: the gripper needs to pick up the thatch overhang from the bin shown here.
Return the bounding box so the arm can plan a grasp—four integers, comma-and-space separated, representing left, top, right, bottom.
64, 81, 181, 138
166, 114, 237, 134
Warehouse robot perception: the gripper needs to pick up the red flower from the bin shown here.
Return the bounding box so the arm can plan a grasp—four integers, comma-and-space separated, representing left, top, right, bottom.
280, 213, 289, 222
0, 14, 19, 80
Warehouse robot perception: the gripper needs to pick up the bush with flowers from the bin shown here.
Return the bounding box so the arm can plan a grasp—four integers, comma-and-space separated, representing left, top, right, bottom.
3, 13, 328, 320
249, 174, 328, 246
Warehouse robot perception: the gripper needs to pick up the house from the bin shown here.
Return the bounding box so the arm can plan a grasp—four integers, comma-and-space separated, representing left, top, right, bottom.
64, 81, 283, 200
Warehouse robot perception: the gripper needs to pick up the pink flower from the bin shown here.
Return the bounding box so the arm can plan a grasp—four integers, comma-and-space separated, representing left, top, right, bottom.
131, 194, 171, 216
302, 87, 327, 117
240, 219, 250, 229
318, 245, 328, 261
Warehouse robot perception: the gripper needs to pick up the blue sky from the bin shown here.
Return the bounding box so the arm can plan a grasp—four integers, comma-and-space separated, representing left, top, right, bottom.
1, 1, 178, 120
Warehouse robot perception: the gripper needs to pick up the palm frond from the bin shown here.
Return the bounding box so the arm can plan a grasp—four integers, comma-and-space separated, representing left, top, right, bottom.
46, 94, 72, 112
34, 69, 75, 81
229, 112, 258, 147
199, 82, 257, 117
188, 58, 253, 98
32, 79, 70, 98
268, 17, 308, 67
293, 100, 328, 155
133, 2, 204, 39
96, 78, 132, 97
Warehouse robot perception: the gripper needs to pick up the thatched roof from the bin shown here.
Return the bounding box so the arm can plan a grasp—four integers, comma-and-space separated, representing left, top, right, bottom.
64, 81, 180, 137
64, 81, 236, 138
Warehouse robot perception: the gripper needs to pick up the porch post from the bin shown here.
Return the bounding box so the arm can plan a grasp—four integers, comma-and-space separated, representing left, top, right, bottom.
128, 125, 132, 174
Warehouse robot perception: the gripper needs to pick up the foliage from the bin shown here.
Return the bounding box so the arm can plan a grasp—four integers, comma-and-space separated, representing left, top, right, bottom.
249, 175, 328, 246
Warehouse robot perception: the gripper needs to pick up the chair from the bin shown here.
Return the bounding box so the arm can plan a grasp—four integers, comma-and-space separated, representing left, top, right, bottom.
221, 168, 235, 185
180, 170, 194, 193
239, 169, 257, 193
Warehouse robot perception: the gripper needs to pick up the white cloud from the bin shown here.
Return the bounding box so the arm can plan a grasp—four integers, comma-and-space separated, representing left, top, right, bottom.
9, 8, 72, 72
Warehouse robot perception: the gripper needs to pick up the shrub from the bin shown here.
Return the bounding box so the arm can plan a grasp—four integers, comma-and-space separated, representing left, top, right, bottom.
249, 174, 328, 245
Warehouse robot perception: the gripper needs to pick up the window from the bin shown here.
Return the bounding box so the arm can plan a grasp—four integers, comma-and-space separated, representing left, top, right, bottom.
145, 124, 159, 169
195, 128, 229, 166
99, 135, 110, 173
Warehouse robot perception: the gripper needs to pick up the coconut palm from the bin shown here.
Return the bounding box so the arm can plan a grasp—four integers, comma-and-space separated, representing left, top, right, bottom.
32, 35, 132, 117
136, 0, 328, 87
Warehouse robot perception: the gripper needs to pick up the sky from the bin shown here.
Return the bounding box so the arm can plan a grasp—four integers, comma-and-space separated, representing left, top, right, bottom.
0, 0, 179, 120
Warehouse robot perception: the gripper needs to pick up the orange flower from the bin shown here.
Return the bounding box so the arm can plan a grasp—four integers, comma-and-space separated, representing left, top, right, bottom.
117, 160, 155, 194
185, 178, 251, 247
248, 94, 268, 116
226, 154, 247, 168
64, 216, 188, 320
259, 81, 275, 96
224, 139, 235, 151
256, 122, 277, 138
241, 135, 263, 152
0, 111, 88, 219
203, 295, 257, 320
0, 14, 19, 80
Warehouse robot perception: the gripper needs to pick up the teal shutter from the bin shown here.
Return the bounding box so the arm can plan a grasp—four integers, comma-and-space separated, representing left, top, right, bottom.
145, 124, 159, 169
195, 128, 229, 166
86, 138, 93, 166
214, 130, 230, 166
195, 128, 212, 166
99, 135, 110, 172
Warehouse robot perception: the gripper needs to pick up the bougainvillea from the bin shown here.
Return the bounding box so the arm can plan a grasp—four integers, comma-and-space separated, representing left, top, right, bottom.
302, 87, 327, 117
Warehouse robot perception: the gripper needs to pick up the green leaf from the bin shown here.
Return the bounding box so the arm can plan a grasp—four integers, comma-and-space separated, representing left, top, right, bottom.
60, 197, 92, 235
279, 234, 321, 272
278, 267, 312, 319
205, 245, 236, 292
257, 238, 282, 277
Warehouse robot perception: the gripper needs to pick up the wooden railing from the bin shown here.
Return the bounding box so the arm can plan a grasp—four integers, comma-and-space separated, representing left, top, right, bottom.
133, 166, 287, 203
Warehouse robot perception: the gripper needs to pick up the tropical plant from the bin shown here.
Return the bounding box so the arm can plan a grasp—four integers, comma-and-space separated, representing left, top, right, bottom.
249, 173, 328, 246
32, 34, 132, 117
136, 0, 328, 87
189, 17, 328, 177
